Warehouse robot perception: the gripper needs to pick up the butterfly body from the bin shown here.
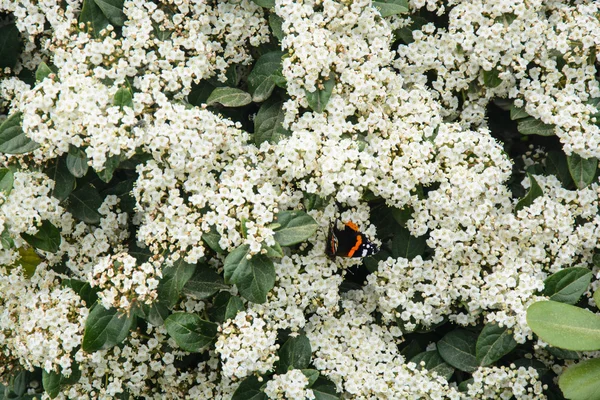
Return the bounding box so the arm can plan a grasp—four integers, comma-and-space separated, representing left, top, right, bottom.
326, 220, 379, 258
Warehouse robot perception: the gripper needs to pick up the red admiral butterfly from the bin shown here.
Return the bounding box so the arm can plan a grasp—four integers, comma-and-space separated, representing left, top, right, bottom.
326, 219, 379, 258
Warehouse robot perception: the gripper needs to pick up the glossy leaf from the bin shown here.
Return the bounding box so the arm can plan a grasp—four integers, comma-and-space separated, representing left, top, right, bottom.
136, 300, 170, 327
410, 350, 454, 380
45, 158, 75, 201
0, 112, 40, 154
251, 0, 274, 7
517, 117, 555, 136
79, 0, 110, 37
66, 146, 89, 178
164, 312, 218, 352
475, 323, 518, 366
183, 264, 227, 300
543, 267, 592, 304
276, 335, 312, 374
510, 104, 530, 120
94, 0, 126, 27
209, 292, 244, 323
567, 153, 598, 189
232, 375, 267, 400
62, 279, 99, 307
21, 220, 61, 253
545, 150, 574, 188
391, 225, 426, 260
527, 301, 600, 351
254, 97, 290, 145
312, 378, 339, 400
17, 247, 41, 277
305, 72, 336, 113
97, 154, 120, 183
42, 369, 61, 398
0, 168, 14, 196
206, 87, 252, 107
269, 13, 284, 41
302, 369, 320, 387
272, 210, 319, 246
0, 22, 21, 69
82, 303, 134, 352
372, 0, 409, 17
67, 184, 103, 224
559, 358, 600, 400
482, 69, 502, 88
224, 246, 275, 303
514, 173, 543, 212
36, 62, 54, 82
158, 259, 196, 307
437, 330, 479, 372
1, 228, 14, 250
113, 86, 133, 109
248, 51, 283, 102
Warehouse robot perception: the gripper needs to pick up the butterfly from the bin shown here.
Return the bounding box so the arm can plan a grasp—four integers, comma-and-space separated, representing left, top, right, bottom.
325, 219, 379, 258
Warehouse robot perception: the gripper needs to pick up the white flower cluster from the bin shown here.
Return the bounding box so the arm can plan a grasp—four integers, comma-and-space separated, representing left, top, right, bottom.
466, 365, 545, 399
215, 310, 279, 381
397, 0, 600, 158
0, 267, 87, 377
89, 252, 161, 312
264, 369, 315, 400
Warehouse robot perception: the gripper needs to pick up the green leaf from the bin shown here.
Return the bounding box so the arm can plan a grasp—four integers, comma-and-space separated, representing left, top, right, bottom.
594, 287, 600, 309
0, 22, 22, 69
559, 358, 600, 400
66, 146, 89, 178
305, 72, 336, 113
206, 87, 252, 107
232, 375, 267, 400
514, 173, 543, 213
61, 279, 99, 307
0, 112, 40, 154
79, 0, 110, 38
276, 335, 312, 374
67, 184, 103, 224
251, 0, 275, 8
312, 378, 340, 400
391, 225, 426, 260
17, 247, 41, 277
475, 323, 518, 366
135, 300, 169, 326
547, 346, 579, 360
482, 69, 502, 88
527, 301, 600, 351
543, 268, 592, 304
188, 81, 215, 106
113, 87, 133, 109
82, 302, 134, 352
272, 210, 319, 247
209, 292, 244, 323
517, 117, 555, 136
94, 0, 126, 27
437, 330, 479, 372
410, 350, 454, 380
248, 51, 284, 102
182, 264, 227, 300
567, 153, 598, 189
512, 358, 548, 377
372, 0, 409, 17
45, 158, 75, 201
224, 246, 275, 304
164, 312, 218, 352
97, 154, 120, 183
545, 150, 574, 188
158, 259, 196, 307
262, 241, 284, 258
269, 13, 284, 41
254, 97, 290, 145
302, 369, 320, 387
21, 220, 61, 253
510, 104, 530, 120
395, 16, 428, 44
1, 228, 14, 250
42, 369, 61, 398
202, 227, 225, 254
36, 62, 54, 83
0, 168, 14, 196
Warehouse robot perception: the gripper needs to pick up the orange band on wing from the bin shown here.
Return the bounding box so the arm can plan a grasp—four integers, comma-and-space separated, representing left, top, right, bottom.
346, 234, 362, 257
345, 221, 359, 231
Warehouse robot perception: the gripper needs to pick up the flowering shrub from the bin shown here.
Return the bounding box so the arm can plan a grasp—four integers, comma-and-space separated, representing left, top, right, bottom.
0, 0, 599, 399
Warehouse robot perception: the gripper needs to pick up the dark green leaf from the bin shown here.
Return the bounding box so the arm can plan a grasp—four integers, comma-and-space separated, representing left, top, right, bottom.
1, 228, 14, 250
305, 72, 336, 113
227, 250, 275, 304
45, 158, 75, 201
545, 150, 574, 188
94, 0, 126, 27
400, 340, 423, 360
137, 301, 170, 327
510, 104, 530, 120
0, 168, 14, 196
232, 375, 267, 400
113, 87, 133, 109
312, 378, 340, 400
164, 312, 218, 352
391, 225, 426, 260
395, 16, 428, 44
42, 369, 61, 398
36, 62, 54, 83
437, 330, 479, 372
262, 242, 284, 258
66, 146, 89, 178
82, 302, 134, 352
547, 346, 579, 360
188, 81, 215, 106
202, 227, 224, 254
272, 210, 319, 246
302, 369, 319, 387
0, 22, 21, 69
410, 351, 454, 380
183, 264, 227, 300
209, 292, 245, 323
248, 51, 284, 102
372, 0, 409, 17
276, 335, 312, 374
0, 112, 40, 154
79, 0, 110, 38
514, 173, 543, 213
158, 259, 197, 307
559, 358, 600, 400
67, 184, 103, 224
543, 267, 592, 304
62, 279, 99, 307
567, 153, 598, 189
527, 301, 600, 351
512, 358, 548, 376
269, 14, 284, 41
254, 98, 290, 145
482, 69, 502, 88
251, 0, 275, 8
206, 87, 252, 107
517, 117, 555, 136
97, 154, 120, 183
21, 220, 61, 253
475, 323, 518, 366
458, 378, 474, 393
